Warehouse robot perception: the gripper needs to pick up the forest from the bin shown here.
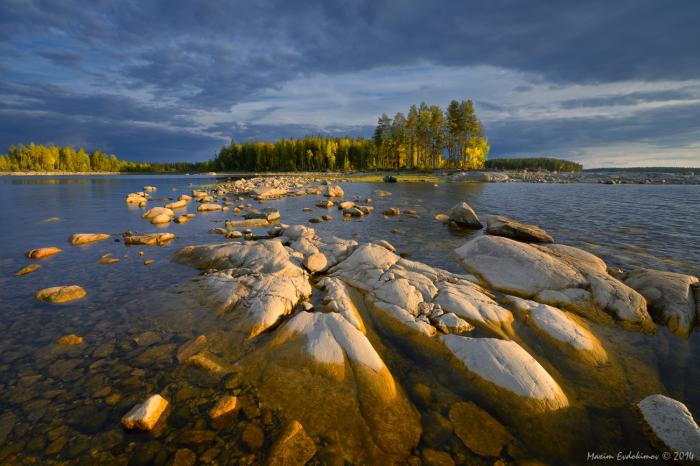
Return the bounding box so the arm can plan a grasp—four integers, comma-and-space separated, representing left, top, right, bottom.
485, 157, 583, 172
0, 143, 192, 173
210, 100, 490, 171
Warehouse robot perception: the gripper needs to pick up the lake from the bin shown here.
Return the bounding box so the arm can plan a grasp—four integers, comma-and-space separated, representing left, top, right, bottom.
0, 174, 698, 464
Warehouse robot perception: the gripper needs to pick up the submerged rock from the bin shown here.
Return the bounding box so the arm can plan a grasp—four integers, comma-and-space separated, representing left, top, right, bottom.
121, 394, 169, 432
35, 285, 86, 303
623, 268, 699, 337
208, 395, 238, 420
15, 263, 41, 276
455, 235, 653, 332
56, 334, 84, 345
637, 394, 700, 457
266, 420, 316, 466
485, 215, 554, 243
26, 247, 62, 259
69, 233, 110, 245
123, 232, 175, 246
449, 401, 513, 457
441, 335, 569, 412
448, 202, 483, 228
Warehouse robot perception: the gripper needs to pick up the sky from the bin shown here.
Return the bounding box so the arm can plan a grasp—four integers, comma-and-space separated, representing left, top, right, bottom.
1, 0, 699, 168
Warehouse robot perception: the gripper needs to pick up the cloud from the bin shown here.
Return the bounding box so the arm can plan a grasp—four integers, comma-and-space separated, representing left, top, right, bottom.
1, 0, 699, 166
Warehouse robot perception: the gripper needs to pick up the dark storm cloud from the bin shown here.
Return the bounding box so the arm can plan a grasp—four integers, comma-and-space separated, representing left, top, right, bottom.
1, 0, 699, 163
0, 109, 223, 162
488, 102, 700, 157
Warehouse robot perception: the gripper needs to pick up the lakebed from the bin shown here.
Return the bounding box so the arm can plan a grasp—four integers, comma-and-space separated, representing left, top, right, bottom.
0, 174, 699, 465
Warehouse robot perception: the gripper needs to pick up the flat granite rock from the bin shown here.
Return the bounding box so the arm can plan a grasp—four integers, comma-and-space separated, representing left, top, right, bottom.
455, 235, 654, 332
441, 334, 569, 412
637, 394, 700, 457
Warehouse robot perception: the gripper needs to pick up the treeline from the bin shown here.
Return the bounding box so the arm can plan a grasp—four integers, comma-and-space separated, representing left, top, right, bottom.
374, 100, 489, 169
211, 100, 489, 171
0, 143, 193, 173
486, 157, 583, 172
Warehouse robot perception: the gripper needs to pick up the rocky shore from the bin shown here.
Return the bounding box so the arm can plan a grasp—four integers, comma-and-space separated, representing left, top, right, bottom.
450, 169, 700, 185
4, 175, 699, 465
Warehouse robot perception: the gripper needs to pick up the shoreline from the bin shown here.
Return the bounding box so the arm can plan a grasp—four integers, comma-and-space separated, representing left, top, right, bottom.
2, 169, 699, 185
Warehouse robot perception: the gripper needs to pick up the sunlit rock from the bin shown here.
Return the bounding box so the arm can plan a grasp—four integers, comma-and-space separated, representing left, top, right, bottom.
15, 263, 41, 276
637, 394, 700, 457
35, 285, 86, 303
455, 235, 654, 332
324, 184, 344, 197
123, 232, 175, 246
242, 311, 421, 464
197, 203, 222, 212
69, 233, 110, 245
441, 334, 569, 412
165, 199, 188, 209
505, 296, 608, 365
121, 394, 169, 431
623, 268, 699, 337
26, 247, 62, 259
142, 206, 174, 220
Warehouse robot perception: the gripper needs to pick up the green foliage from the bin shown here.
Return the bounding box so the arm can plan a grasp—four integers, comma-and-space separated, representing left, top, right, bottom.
0, 143, 197, 173
485, 157, 583, 172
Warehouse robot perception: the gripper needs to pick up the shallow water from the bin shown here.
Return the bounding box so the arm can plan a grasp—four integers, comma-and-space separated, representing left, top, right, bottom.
0, 175, 698, 465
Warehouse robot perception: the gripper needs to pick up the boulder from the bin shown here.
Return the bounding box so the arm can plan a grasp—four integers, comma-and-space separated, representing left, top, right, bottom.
637, 394, 700, 457
174, 215, 190, 224
35, 285, 86, 303
383, 208, 400, 216
623, 268, 699, 337
151, 213, 171, 224
505, 296, 608, 365
125, 193, 148, 204
338, 201, 355, 210
244, 208, 281, 222
226, 218, 270, 227
317, 200, 334, 208
250, 186, 288, 200
121, 394, 169, 431
343, 207, 365, 217
26, 247, 62, 259
455, 236, 653, 332
449, 401, 513, 457
142, 207, 174, 220
197, 203, 223, 212
441, 335, 569, 412
303, 252, 328, 273
434, 213, 449, 223
421, 449, 455, 466
179, 194, 192, 201
69, 233, 110, 245
166, 199, 188, 209
485, 215, 554, 243
143, 186, 157, 191
123, 232, 175, 246
324, 185, 344, 197
266, 420, 317, 466
448, 202, 482, 228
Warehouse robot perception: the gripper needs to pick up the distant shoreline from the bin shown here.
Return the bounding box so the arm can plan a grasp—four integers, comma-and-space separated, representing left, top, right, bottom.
2, 169, 698, 185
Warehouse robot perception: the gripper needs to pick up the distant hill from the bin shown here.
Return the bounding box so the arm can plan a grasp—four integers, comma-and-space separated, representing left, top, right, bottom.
485, 157, 583, 172
585, 167, 698, 173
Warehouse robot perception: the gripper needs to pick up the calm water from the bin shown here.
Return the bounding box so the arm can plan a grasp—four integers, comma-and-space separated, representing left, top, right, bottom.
0, 175, 698, 465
